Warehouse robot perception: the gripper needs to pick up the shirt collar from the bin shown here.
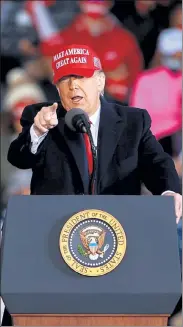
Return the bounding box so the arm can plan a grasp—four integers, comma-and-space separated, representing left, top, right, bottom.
89, 105, 101, 127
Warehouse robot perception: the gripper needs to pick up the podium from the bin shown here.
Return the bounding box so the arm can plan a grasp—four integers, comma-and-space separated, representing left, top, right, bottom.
1, 195, 181, 326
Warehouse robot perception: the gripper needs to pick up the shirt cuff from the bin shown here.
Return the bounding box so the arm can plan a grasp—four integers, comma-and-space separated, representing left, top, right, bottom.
161, 190, 176, 195
30, 124, 48, 142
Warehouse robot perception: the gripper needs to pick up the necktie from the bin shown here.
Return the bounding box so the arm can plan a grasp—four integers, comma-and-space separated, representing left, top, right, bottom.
83, 132, 93, 176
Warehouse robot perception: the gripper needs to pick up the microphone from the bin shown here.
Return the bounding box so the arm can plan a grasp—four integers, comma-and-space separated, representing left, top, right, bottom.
65, 108, 97, 195
64, 108, 90, 133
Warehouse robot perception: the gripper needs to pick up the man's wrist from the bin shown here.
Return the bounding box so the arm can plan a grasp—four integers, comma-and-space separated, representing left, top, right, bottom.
32, 124, 48, 137
30, 124, 48, 143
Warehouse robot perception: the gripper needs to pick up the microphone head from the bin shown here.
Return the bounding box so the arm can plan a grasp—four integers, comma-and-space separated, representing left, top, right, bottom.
64, 108, 89, 132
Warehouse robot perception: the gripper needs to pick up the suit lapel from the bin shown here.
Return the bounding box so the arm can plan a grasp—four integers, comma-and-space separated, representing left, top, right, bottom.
55, 104, 89, 194
53, 100, 126, 192
97, 98, 126, 185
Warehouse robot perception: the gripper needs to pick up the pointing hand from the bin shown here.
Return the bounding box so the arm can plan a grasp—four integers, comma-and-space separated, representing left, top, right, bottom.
33, 102, 58, 136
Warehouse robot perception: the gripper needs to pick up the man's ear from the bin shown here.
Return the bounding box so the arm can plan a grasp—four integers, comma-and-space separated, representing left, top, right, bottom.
56, 84, 60, 95
97, 71, 106, 94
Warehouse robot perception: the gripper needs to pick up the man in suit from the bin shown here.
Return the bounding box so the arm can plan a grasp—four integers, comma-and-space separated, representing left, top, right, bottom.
7, 43, 182, 223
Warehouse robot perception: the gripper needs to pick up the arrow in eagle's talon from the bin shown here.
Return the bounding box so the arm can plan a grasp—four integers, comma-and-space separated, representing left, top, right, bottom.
99, 244, 109, 257
103, 244, 109, 252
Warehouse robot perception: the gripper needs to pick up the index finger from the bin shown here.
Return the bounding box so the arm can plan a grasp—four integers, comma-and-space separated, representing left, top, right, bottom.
42, 102, 58, 114
49, 102, 58, 112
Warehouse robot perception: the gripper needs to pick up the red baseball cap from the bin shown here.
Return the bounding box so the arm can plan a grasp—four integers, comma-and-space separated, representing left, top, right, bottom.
52, 44, 102, 84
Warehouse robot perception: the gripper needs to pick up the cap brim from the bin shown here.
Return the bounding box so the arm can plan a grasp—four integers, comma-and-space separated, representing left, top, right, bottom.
53, 68, 96, 84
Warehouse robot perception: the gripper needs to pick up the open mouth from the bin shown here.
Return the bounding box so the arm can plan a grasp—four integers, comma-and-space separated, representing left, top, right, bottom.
71, 96, 83, 103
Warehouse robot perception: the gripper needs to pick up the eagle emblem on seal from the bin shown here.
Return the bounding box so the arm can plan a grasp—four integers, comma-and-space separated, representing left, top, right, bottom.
78, 225, 109, 260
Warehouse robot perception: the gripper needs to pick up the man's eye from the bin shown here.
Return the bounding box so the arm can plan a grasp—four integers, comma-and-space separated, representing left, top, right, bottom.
60, 76, 69, 82
60, 75, 84, 82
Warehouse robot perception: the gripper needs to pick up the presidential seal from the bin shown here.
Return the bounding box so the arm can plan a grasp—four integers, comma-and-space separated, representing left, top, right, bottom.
59, 209, 126, 276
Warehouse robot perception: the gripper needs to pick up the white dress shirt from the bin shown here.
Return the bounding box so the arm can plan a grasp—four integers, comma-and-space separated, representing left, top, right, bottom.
29, 106, 174, 195
88, 106, 100, 148
30, 126, 48, 154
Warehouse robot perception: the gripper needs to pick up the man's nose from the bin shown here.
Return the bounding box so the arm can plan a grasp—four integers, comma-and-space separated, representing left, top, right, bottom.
68, 77, 79, 90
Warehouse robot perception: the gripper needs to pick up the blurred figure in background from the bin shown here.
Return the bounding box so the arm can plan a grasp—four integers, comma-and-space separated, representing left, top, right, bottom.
116, 0, 169, 68
130, 27, 182, 161
3, 67, 46, 136
2, 67, 46, 200
135, 0, 157, 15
77, 0, 144, 104
151, 1, 182, 67
170, 2, 182, 29
21, 0, 143, 104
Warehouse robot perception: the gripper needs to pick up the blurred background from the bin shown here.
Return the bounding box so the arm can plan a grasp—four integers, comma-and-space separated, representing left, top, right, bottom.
0, 0, 182, 325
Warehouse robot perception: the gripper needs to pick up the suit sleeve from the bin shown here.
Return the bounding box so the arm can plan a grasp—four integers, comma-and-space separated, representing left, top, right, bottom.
7, 104, 48, 169
139, 109, 181, 195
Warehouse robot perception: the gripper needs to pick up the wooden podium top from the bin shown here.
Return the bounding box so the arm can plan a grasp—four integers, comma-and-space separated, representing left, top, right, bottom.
12, 314, 169, 326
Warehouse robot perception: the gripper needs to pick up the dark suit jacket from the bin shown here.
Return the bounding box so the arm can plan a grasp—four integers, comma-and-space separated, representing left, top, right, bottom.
7, 97, 180, 195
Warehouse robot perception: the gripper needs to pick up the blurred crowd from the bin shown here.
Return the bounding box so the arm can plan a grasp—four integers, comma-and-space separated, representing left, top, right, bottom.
0, 0, 182, 325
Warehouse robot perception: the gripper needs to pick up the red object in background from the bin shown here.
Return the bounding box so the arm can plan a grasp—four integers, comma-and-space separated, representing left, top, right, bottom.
177, 24, 182, 30
135, 0, 156, 15
94, 25, 143, 100
40, 33, 65, 57
105, 78, 129, 101
25, 0, 62, 56
12, 100, 36, 121
45, 14, 143, 101
130, 66, 182, 140
25, 0, 143, 102
44, 0, 56, 6
78, 0, 114, 19
25, 0, 56, 30
26, 0, 55, 12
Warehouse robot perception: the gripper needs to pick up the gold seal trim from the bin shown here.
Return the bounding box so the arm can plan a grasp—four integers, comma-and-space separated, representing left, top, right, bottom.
59, 209, 126, 276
